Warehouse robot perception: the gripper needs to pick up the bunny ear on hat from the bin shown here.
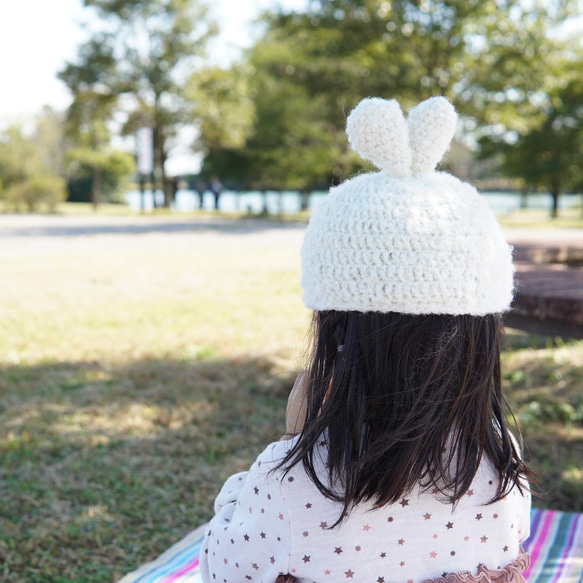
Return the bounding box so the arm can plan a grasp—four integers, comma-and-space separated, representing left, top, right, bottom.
407, 96, 458, 175
346, 95, 458, 177
346, 98, 412, 177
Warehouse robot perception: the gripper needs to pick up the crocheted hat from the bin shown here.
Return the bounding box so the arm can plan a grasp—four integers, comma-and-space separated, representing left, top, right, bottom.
300, 96, 514, 316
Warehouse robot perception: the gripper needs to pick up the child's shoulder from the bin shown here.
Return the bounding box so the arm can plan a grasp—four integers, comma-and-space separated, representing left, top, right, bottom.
251, 436, 302, 475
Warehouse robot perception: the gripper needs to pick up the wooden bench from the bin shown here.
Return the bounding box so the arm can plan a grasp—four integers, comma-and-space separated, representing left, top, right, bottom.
505, 241, 583, 339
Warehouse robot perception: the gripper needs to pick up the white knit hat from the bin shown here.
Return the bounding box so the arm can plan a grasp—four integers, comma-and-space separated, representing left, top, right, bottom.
300, 96, 514, 316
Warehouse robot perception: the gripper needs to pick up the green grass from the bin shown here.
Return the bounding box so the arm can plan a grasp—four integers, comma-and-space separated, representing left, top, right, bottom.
0, 219, 582, 581
497, 207, 583, 229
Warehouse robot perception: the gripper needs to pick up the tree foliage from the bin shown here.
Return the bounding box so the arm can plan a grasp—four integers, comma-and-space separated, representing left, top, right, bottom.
0, 110, 68, 212
66, 148, 136, 204
59, 35, 121, 208
75, 0, 217, 206
195, 0, 581, 215
480, 68, 583, 217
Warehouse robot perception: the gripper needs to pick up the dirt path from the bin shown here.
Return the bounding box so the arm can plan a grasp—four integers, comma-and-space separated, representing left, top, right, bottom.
1, 213, 581, 245
0, 214, 307, 252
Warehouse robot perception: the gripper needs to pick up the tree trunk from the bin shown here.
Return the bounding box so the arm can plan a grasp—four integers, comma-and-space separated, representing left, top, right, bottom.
151, 126, 158, 209
300, 190, 310, 211
92, 166, 102, 211
160, 143, 170, 208
261, 190, 268, 214
151, 171, 157, 209
551, 192, 559, 218
519, 187, 528, 210
550, 180, 560, 218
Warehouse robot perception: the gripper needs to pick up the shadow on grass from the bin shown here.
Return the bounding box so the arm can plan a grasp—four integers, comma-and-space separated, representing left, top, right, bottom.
0, 355, 295, 583
2, 342, 583, 582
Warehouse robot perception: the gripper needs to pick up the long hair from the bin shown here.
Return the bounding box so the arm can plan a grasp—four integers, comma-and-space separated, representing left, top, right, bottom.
276, 310, 532, 527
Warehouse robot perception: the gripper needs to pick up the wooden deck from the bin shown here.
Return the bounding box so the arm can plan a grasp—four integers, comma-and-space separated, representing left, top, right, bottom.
505, 237, 583, 339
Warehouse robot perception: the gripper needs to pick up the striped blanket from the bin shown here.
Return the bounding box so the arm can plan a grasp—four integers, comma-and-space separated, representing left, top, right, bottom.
118, 509, 583, 583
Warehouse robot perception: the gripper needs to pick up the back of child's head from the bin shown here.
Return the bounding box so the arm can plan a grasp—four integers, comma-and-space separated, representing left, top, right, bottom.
279, 96, 532, 525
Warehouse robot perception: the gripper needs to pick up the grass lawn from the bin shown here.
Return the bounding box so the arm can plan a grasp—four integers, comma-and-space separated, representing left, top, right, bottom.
497, 207, 583, 229
0, 219, 582, 582
8, 200, 583, 229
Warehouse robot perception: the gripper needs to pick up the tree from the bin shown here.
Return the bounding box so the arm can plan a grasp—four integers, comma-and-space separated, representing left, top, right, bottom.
479, 70, 583, 217
59, 35, 120, 209
195, 0, 580, 195
0, 118, 68, 212
75, 0, 217, 207
66, 148, 136, 204
259, 0, 575, 116
194, 37, 354, 197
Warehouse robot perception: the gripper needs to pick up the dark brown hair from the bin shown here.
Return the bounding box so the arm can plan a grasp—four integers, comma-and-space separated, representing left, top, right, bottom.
277, 310, 532, 526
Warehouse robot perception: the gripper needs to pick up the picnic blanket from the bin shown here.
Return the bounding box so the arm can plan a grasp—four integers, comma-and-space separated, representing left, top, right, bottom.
117, 508, 583, 583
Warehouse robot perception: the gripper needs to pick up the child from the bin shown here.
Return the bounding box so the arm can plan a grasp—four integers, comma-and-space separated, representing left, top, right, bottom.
200, 96, 532, 583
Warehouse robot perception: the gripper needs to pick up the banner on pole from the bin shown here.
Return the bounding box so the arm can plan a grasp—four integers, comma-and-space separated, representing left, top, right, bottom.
136, 127, 154, 175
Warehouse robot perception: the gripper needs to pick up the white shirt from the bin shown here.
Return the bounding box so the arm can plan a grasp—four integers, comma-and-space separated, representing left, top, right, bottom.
201, 437, 530, 583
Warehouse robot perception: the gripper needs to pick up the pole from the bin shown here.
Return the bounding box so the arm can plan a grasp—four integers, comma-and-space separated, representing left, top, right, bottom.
140, 174, 146, 213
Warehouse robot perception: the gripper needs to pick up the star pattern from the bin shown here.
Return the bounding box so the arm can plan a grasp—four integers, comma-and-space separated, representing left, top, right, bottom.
201, 441, 530, 583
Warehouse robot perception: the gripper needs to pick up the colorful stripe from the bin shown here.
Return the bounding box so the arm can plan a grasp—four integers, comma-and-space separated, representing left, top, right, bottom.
134, 542, 202, 583
550, 513, 579, 583
118, 509, 583, 583
164, 558, 200, 583
525, 509, 560, 582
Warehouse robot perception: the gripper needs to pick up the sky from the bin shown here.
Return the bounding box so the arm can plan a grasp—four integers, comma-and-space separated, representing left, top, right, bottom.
0, 0, 306, 173
0, 0, 306, 123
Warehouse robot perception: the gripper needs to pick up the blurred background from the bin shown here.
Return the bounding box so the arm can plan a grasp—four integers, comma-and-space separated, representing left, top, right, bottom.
1, 1, 582, 581
1, 0, 583, 215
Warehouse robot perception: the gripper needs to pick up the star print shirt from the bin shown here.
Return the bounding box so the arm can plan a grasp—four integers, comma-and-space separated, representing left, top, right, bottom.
200, 437, 531, 583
